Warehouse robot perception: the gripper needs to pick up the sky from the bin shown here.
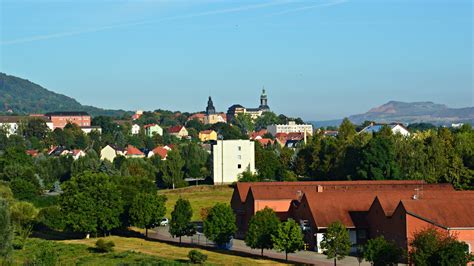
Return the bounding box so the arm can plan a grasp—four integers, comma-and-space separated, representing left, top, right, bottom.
0, 0, 472, 121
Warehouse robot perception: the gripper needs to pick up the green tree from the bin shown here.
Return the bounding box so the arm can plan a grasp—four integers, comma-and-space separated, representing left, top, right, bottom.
255, 112, 279, 130
120, 158, 157, 181
272, 219, 304, 261
10, 201, 38, 249
71, 150, 101, 176
10, 178, 40, 200
410, 228, 472, 266
364, 236, 403, 266
180, 142, 210, 180
320, 221, 351, 266
204, 203, 237, 247
245, 207, 280, 256
130, 193, 167, 237
160, 150, 186, 189
255, 143, 283, 181
0, 199, 13, 260
234, 113, 255, 134
60, 173, 123, 237
356, 130, 400, 180
169, 198, 194, 244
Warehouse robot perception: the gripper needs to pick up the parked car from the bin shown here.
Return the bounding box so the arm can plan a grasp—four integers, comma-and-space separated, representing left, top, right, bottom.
160, 218, 169, 226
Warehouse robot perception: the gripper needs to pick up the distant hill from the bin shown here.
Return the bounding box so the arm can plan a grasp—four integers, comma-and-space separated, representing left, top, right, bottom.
311, 101, 474, 127
0, 73, 131, 117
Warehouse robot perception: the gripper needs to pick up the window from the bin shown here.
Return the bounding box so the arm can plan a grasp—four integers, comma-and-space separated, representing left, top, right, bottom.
237, 155, 242, 160
237, 164, 242, 169
238, 146, 241, 151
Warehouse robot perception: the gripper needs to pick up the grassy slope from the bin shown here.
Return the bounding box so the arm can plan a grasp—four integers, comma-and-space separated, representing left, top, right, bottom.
63, 236, 285, 265
159, 185, 234, 221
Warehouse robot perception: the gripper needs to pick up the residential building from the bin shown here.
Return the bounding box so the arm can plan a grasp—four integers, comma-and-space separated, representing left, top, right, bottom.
256, 138, 274, 146
144, 124, 163, 137
131, 124, 140, 135
249, 129, 268, 140
0, 116, 53, 136
44, 111, 91, 129
71, 149, 86, 160
147, 146, 169, 160
100, 145, 125, 162
359, 123, 410, 137
227, 89, 271, 121
132, 110, 143, 120
168, 125, 188, 138
212, 140, 255, 185
267, 121, 313, 136
126, 145, 145, 158
199, 130, 218, 142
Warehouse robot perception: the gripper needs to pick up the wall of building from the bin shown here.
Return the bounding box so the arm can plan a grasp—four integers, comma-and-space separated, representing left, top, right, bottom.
212, 140, 255, 184
50, 115, 91, 129
267, 122, 313, 136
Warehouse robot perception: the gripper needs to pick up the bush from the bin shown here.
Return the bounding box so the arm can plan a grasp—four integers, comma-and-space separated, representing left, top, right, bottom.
95, 239, 115, 253
188, 250, 207, 264
10, 179, 39, 200
37, 206, 65, 231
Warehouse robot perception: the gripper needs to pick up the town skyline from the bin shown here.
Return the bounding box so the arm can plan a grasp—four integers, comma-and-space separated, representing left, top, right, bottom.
1, 0, 472, 120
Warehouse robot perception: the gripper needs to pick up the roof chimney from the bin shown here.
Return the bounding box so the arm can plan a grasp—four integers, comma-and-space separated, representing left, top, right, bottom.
317, 185, 324, 193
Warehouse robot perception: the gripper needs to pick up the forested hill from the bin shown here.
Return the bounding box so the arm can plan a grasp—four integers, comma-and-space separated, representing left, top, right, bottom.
0, 73, 131, 117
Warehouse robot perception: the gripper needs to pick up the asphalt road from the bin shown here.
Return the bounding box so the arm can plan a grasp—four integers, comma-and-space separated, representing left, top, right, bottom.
149, 226, 371, 266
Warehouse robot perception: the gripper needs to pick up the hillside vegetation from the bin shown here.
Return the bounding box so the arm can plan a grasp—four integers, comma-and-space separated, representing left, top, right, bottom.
0, 73, 130, 117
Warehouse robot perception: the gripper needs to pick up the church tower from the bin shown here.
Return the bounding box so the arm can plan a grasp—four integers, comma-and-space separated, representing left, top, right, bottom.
206, 96, 216, 115
259, 88, 270, 111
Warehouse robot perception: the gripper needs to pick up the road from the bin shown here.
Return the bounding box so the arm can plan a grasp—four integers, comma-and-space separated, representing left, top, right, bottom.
149, 226, 370, 266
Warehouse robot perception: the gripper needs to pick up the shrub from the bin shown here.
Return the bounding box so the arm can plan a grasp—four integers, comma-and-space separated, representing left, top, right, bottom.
188, 250, 208, 264
95, 239, 115, 253
10, 179, 39, 200
37, 206, 65, 231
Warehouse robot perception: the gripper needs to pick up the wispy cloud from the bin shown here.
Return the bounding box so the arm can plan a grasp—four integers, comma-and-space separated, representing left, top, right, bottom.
268, 0, 348, 16
1, 0, 347, 46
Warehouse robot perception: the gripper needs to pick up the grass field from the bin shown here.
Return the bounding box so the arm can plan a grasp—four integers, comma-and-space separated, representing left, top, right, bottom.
159, 185, 234, 221
62, 236, 287, 265
12, 236, 286, 265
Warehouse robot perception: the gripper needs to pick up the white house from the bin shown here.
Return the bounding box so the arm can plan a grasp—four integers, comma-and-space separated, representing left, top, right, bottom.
359, 123, 410, 137
100, 145, 125, 162
267, 121, 313, 136
144, 124, 163, 137
212, 140, 255, 185
131, 124, 141, 135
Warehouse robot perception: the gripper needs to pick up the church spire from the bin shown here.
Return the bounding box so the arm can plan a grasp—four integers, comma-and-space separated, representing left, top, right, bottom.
259, 87, 270, 111
206, 96, 216, 115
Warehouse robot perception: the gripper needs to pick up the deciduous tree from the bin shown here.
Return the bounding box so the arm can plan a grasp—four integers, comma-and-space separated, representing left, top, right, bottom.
272, 219, 304, 261
169, 198, 194, 244
129, 193, 167, 237
204, 203, 237, 247
320, 221, 351, 266
245, 207, 280, 256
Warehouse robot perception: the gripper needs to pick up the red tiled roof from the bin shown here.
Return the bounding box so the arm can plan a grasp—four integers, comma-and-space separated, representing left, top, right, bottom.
257, 138, 274, 146
151, 146, 168, 159
168, 125, 184, 133
188, 113, 206, 121
71, 149, 84, 156
126, 145, 144, 156
400, 193, 474, 228
26, 150, 39, 157
250, 129, 268, 140
235, 180, 438, 204
144, 123, 158, 128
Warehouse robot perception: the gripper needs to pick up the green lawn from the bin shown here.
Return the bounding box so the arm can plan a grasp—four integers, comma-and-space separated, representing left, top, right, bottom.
159, 185, 234, 221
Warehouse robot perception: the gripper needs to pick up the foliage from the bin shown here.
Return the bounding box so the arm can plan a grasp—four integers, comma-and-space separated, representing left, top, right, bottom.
271, 219, 304, 261
129, 192, 167, 237
169, 198, 195, 244
188, 250, 208, 264
320, 221, 351, 263
0, 199, 13, 259
203, 203, 237, 247
120, 158, 157, 181
60, 173, 123, 235
234, 113, 255, 134
364, 236, 403, 266
245, 207, 280, 256
37, 205, 65, 231
180, 142, 210, 180
10, 178, 40, 200
410, 228, 472, 266
255, 112, 279, 131
10, 201, 38, 249
95, 239, 115, 253
160, 150, 186, 189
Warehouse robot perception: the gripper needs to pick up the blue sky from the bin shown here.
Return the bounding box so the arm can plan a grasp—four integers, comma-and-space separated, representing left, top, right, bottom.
0, 0, 472, 120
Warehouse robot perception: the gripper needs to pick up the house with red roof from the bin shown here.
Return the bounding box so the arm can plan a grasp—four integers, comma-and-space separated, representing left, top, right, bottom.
143, 124, 163, 137
148, 146, 169, 160
256, 138, 274, 147
168, 125, 188, 139
125, 145, 145, 158
199, 130, 217, 142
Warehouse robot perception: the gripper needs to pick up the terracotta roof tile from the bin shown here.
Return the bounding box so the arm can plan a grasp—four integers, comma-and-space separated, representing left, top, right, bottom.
126, 145, 144, 156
